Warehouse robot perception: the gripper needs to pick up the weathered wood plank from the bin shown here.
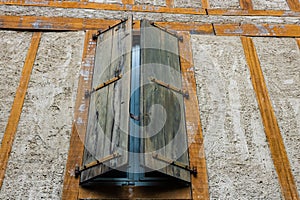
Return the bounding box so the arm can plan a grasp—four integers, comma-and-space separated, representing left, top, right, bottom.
62, 30, 97, 200
214, 24, 300, 37
81, 18, 132, 183
178, 31, 210, 200
0, 32, 41, 189
241, 36, 299, 200
141, 20, 190, 183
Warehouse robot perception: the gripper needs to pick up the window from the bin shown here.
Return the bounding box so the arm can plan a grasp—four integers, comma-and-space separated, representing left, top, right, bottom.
76, 18, 194, 186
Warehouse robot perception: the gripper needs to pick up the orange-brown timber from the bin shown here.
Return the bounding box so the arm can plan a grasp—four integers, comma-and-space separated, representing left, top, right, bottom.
0, 15, 119, 30
178, 31, 210, 200
239, 0, 253, 10
0, 1, 206, 15
296, 38, 300, 49
286, 0, 300, 11
241, 36, 299, 200
215, 24, 300, 37
0, 32, 41, 188
62, 30, 97, 200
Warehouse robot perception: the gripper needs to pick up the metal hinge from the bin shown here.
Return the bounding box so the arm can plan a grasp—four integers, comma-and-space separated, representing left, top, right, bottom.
75, 152, 121, 178
150, 77, 189, 99
85, 74, 122, 98
149, 22, 183, 42
152, 153, 197, 176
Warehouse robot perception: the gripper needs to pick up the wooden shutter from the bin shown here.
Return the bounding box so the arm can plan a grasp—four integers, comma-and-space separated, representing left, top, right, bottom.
81, 18, 132, 183
140, 20, 190, 183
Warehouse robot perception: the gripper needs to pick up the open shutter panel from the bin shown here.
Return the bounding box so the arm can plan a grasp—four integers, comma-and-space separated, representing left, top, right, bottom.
140, 20, 190, 183
81, 18, 132, 183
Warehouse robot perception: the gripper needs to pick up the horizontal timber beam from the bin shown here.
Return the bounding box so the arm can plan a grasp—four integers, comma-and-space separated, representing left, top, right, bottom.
214, 24, 300, 37
0, 1, 206, 15
208, 9, 300, 17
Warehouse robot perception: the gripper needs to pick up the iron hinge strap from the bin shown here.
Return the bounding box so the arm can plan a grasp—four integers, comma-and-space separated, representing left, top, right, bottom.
85, 75, 122, 98
152, 153, 197, 176
75, 152, 121, 178
150, 77, 189, 99
149, 22, 183, 42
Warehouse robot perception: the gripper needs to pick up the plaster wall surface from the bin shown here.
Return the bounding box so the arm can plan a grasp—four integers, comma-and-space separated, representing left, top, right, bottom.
208, 0, 241, 9
135, 0, 166, 6
253, 37, 300, 194
174, 0, 202, 8
252, 0, 290, 10
191, 35, 282, 199
0, 31, 31, 143
0, 31, 84, 200
0, 5, 299, 24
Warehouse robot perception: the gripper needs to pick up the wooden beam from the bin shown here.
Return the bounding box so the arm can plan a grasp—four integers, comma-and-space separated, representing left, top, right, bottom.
122, 0, 134, 4
166, 0, 174, 8
207, 9, 300, 17
0, 32, 41, 188
178, 31, 210, 200
0, 15, 119, 30
62, 30, 97, 200
239, 0, 253, 10
201, 0, 209, 9
156, 22, 214, 34
286, 0, 300, 12
214, 24, 300, 37
241, 36, 299, 200
296, 38, 300, 49
0, 1, 206, 15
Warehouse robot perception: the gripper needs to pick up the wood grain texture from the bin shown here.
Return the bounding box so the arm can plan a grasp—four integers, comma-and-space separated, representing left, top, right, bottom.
81, 18, 132, 183
0, 32, 41, 189
214, 24, 300, 37
241, 36, 299, 200
166, 0, 174, 7
178, 31, 210, 200
0, 1, 206, 15
141, 20, 190, 183
239, 0, 253, 10
286, 0, 300, 11
0, 15, 119, 30
296, 38, 300, 49
62, 30, 97, 200
201, 0, 209, 9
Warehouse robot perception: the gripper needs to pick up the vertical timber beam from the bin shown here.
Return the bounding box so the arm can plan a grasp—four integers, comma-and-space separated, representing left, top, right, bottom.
296, 38, 300, 49
239, 0, 253, 10
286, 0, 300, 12
62, 30, 97, 200
166, 0, 174, 8
178, 32, 209, 200
202, 0, 209, 9
0, 32, 41, 188
241, 36, 299, 200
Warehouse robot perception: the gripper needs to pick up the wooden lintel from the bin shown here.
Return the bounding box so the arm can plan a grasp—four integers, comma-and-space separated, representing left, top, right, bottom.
214, 24, 300, 37
241, 36, 299, 200
0, 32, 41, 188
156, 22, 214, 34
62, 30, 97, 200
207, 9, 300, 17
286, 0, 300, 12
178, 31, 210, 200
0, 1, 206, 15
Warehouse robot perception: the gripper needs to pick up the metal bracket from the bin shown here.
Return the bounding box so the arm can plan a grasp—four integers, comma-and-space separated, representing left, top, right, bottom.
152, 153, 197, 176
85, 74, 122, 98
150, 22, 183, 42
150, 77, 189, 99
75, 153, 121, 178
